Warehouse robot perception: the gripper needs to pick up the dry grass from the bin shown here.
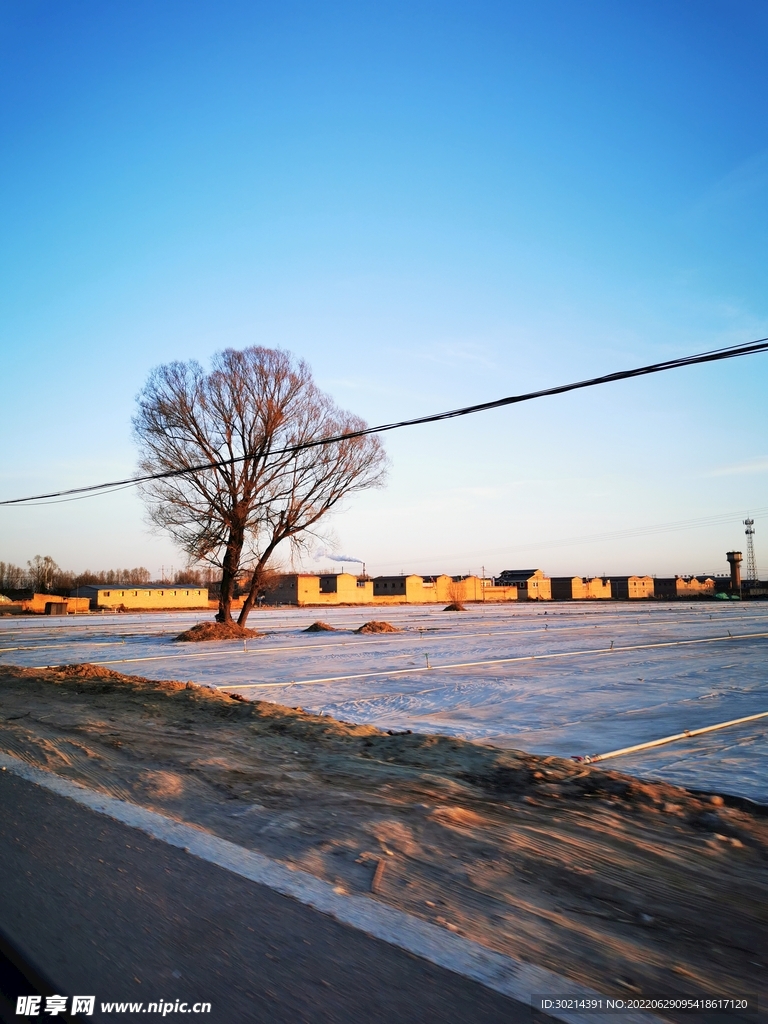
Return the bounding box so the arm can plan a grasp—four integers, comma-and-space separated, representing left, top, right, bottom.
355, 620, 401, 634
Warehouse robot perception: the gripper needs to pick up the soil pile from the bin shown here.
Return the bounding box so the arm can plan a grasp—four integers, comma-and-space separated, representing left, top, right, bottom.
175, 621, 261, 642
304, 621, 336, 632
444, 602, 465, 611
355, 621, 400, 634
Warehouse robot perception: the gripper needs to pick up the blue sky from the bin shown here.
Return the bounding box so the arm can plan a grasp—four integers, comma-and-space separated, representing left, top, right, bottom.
1, 0, 767, 579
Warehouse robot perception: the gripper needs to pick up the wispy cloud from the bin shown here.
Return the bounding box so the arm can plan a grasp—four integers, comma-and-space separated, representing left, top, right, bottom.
703, 456, 768, 478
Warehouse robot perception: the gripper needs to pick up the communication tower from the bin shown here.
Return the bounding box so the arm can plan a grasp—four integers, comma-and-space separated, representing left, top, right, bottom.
744, 518, 757, 582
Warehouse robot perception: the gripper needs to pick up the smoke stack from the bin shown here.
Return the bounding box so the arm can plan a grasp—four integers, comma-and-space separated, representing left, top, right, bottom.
726, 551, 742, 592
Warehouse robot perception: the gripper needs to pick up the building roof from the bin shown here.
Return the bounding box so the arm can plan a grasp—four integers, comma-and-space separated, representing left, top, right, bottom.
72, 584, 205, 592
495, 569, 541, 582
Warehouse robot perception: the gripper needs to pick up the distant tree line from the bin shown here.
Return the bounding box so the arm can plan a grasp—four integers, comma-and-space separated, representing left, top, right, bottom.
0, 556, 219, 596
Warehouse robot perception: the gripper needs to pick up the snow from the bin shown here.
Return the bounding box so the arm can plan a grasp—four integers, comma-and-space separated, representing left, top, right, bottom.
1, 602, 766, 802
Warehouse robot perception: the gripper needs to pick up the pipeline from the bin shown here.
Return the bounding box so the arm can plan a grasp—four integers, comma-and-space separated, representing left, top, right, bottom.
28, 617, 735, 669
574, 709, 768, 764
26, 623, 587, 669
222, 629, 768, 689
222, 626, 768, 692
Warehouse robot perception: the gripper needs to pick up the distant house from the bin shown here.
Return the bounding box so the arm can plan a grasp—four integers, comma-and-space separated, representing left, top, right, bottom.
3, 593, 89, 614
551, 577, 611, 600
653, 578, 677, 600
676, 576, 716, 598
611, 576, 654, 600
265, 573, 373, 606
655, 576, 717, 600
373, 574, 439, 604
494, 569, 551, 600
72, 585, 208, 610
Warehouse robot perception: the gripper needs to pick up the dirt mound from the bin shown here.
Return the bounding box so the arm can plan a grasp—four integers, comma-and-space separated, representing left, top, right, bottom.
444, 602, 466, 611
55, 663, 141, 681
175, 621, 261, 643
355, 620, 400, 634
304, 621, 337, 632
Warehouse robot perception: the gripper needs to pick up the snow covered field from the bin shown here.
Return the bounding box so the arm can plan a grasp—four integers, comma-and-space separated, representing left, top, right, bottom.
2, 602, 766, 802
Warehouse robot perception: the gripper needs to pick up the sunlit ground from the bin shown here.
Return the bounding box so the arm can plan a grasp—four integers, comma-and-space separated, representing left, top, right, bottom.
1, 601, 766, 801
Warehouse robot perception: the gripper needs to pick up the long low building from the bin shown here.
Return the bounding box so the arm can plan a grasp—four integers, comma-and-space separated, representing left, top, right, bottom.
72, 584, 209, 610
373, 574, 519, 604
0, 593, 90, 614
265, 572, 520, 606
654, 576, 716, 599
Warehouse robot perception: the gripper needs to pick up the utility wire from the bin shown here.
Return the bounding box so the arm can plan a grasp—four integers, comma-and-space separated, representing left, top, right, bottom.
2, 336, 767, 508
9, 483, 140, 508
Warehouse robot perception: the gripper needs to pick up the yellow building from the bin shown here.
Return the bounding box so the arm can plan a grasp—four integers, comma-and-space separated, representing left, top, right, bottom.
444, 576, 518, 603
16, 594, 90, 614
612, 576, 654, 600
373, 574, 438, 604
576, 576, 611, 599
266, 573, 374, 606
676, 576, 716, 598
494, 569, 551, 601
479, 584, 519, 602
551, 577, 611, 600
373, 574, 518, 604
266, 572, 519, 606
73, 585, 208, 610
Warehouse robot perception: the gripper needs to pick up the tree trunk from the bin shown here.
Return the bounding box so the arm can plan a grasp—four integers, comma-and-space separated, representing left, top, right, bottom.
237, 587, 256, 627
217, 531, 244, 623
237, 549, 275, 627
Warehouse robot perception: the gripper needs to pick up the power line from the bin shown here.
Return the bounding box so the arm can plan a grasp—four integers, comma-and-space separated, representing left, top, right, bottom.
2, 336, 767, 508
6, 483, 139, 508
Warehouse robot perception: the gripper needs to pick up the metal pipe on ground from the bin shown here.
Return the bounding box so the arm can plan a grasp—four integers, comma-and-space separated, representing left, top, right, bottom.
575, 710, 768, 764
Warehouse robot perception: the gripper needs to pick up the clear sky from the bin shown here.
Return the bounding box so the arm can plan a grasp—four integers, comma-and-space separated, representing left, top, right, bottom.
1, 0, 767, 580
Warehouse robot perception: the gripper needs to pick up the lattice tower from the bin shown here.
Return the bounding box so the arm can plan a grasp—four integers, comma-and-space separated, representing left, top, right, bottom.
744, 518, 757, 582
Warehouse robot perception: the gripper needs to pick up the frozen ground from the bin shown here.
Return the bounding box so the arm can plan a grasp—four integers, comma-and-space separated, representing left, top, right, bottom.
1, 602, 766, 802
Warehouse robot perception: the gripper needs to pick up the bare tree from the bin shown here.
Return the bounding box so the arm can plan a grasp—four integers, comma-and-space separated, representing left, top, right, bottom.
174, 568, 203, 585
133, 347, 388, 625
27, 555, 60, 593
0, 562, 25, 593
125, 567, 151, 585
